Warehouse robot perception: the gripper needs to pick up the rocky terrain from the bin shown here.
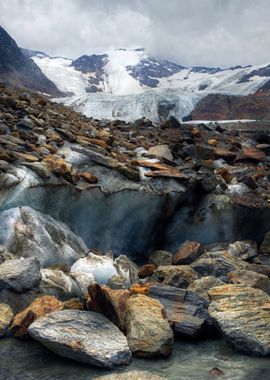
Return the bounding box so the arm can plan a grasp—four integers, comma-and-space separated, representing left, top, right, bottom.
1, 81, 270, 377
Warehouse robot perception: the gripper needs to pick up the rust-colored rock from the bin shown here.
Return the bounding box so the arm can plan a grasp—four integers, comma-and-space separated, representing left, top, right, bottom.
235, 148, 266, 163
88, 283, 131, 331
138, 264, 157, 279
63, 298, 84, 310
10, 295, 63, 337
80, 171, 98, 184
130, 283, 150, 295
173, 241, 202, 265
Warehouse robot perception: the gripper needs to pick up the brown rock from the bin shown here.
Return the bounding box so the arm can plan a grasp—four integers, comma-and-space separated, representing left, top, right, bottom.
10, 295, 63, 337
130, 283, 150, 295
192, 127, 201, 138
138, 264, 157, 279
0, 303, 13, 337
228, 269, 270, 294
88, 283, 131, 331
125, 294, 173, 357
149, 250, 173, 266
80, 171, 98, 184
216, 168, 232, 184
209, 367, 224, 377
63, 298, 84, 310
235, 147, 266, 163
173, 241, 202, 265
154, 265, 198, 288
148, 144, 173, 161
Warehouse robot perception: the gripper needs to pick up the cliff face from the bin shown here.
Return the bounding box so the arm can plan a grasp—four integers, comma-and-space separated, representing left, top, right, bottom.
186, 87, 270, 121
0, 25, 62, 96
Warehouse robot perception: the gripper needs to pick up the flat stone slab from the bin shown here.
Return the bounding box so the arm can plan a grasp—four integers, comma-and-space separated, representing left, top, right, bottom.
28, 310, 132, 368
209, 284, 270, 356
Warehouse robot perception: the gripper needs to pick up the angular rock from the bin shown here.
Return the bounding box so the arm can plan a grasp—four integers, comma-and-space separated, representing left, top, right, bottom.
114, 255, 139, 285
149, 250, 173, 266
88, 283, 131, 331
0, 257, 41, 292
138, 264, 157, 279
10, 295, 63, 337
40, 269, 79, 300
148, 144, 173, 161
148, 284, 213, 338
70, 271, 95, 296
188, 276, 225, 301
125, 294, 173, 357
209, 285, 270, 356
0, 206, 86, 266
28, 310, 132, 368
228, 269, 270, 294
228, 241, 257, 260
107, 274, 130, 290
154, 265, 198, 288
173, 241, 202, 265
191, 251, 249, 282
0, 303, 13, 337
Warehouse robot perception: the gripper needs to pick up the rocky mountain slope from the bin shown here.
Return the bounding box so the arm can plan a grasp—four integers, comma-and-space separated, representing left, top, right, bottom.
0, 26, 62, 96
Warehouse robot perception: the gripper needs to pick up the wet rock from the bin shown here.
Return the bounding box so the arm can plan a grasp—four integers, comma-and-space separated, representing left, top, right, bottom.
88, 283, 131, 331
0, 257, 41, 292
173, 241, 202, 265
138, 264, 157, 279
154, 265, 198, 288
125, 294, 173, 357
228, 269, 270, 294
0, 303, 13, 337
0, 206, 86, 266
95, 371, 166, 380
148, 284, 213, 338
188, 276, 225, 301
209, 284, 270, 356
10, 295, 63, 337
28, 310, 132, 368
149, 250, 173, 266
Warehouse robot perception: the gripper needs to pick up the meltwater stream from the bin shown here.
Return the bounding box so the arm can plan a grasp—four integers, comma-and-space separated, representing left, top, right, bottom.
0, 338, 270, 380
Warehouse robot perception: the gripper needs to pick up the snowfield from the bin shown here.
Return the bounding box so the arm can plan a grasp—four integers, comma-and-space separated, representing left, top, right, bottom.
32, 49, 270, 123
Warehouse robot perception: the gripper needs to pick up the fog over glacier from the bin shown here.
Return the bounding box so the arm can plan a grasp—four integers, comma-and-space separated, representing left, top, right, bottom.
1, 0, 270, 67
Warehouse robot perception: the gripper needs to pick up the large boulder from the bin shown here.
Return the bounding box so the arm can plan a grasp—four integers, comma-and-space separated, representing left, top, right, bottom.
28, 310, 132, 368
0, 303, 13, 337
209, 284, 270, 356
125, 294, 173, 357
10, 295, 63, 337
148, 284, 213, 338
0, 206, 87, 266
0, 257, 41, 292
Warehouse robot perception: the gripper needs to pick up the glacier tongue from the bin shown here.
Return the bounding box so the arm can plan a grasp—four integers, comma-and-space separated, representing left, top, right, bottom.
56, 89, 201, 123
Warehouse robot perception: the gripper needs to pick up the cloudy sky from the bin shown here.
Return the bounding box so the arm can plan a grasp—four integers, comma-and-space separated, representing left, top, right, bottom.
1, 0, 270, 68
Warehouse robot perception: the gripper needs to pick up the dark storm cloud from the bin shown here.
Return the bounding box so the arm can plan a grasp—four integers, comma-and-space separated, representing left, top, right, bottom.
1, 0, 270, 67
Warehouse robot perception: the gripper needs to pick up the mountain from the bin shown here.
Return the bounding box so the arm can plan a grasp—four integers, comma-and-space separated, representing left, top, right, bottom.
0, 25, 61, 95
26, 47, 270, 122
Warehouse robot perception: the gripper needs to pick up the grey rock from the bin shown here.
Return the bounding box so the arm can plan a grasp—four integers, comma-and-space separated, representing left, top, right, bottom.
148, 284, 213, 338
228, 269, 270, 294
228, 240, 257, 260
209, 285, 270, 356
0, 257, 41, 292
154, 265, 197, 288
28, 310, 132, 368
188, 276, 225, 300
95, 370, 166, 379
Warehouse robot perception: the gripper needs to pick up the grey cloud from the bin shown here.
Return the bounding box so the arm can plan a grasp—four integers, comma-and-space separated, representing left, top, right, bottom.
0, 0, 270, 67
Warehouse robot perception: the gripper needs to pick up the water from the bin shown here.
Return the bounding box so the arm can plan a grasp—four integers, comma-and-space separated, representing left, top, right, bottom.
0, 338, 270, 380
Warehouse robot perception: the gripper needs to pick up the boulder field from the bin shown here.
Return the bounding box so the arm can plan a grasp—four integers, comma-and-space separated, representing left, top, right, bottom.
1, 84, 270, 369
